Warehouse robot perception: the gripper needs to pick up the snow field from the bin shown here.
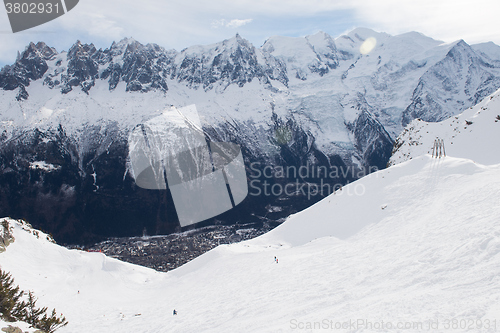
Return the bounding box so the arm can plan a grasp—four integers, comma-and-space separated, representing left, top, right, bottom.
1, 154, 499, 332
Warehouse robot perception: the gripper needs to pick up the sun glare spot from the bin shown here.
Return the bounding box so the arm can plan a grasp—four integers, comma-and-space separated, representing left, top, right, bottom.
360, 37, 377, 55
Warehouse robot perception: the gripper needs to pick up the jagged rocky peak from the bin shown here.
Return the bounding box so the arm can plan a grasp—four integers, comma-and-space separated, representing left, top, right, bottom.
111, 37, 137, 49
28, 41, 58, 60
219, 33, 252, 52
58, 40, 100, 94
121, 37, 141, 52
262, 31, 340, 79
0, 41, 57, 96
101, 37, 138, 60
174, 33, 275, 89
42, 37, 174, 93
124, 39, 145, 56
95, 37, 143, 65
216, 33, 261, 68
444, 39, 484, 66
120, 38, 168, 59
117, 39, 172, 93
106, 37, 173, 61
67, 40, 98, 59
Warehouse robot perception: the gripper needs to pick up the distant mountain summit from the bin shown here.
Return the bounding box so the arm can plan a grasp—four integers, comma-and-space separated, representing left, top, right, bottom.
1, 28, 500, 244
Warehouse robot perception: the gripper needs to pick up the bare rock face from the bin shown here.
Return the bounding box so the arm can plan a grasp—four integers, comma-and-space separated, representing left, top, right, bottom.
0, 219, 15, 253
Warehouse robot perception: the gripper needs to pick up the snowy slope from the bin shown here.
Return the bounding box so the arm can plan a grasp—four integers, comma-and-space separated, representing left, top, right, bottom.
1, 153, 500, 332
390, 88, 500, 166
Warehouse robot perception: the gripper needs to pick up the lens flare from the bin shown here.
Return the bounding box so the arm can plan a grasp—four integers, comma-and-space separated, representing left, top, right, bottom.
360, 37, 377, 55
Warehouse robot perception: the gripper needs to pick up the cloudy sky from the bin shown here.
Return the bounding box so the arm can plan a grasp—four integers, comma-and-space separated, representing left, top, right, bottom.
0, 0, 499, 66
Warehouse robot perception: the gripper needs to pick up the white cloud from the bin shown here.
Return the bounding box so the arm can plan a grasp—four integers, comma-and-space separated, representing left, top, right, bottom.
227, 19, 253, 29
64, 12, 124, 41
348, 0, 500, 45
212, 18, 253, 29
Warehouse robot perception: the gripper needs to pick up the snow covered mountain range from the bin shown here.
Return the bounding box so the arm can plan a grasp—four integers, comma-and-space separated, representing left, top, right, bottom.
1, 94, 499, 331
1, 28, 500, 243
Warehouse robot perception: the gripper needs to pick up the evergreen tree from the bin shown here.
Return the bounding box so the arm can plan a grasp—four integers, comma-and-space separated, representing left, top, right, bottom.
0, 269, 25, 322
23, 291, 47, 326
36, 308, 68, 333
0, 268, 68, 332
